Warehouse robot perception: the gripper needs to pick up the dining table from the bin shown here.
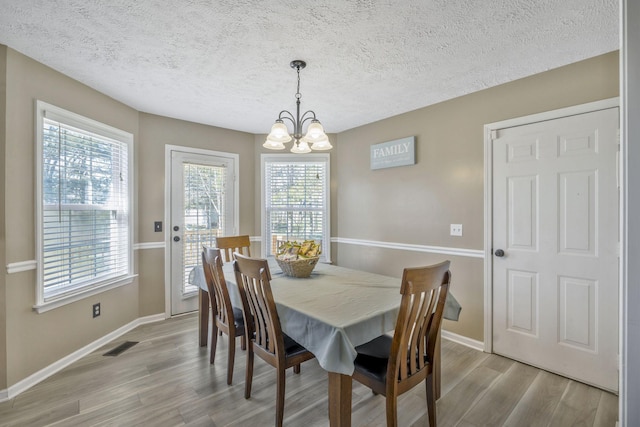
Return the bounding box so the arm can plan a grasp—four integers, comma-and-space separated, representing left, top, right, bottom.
192, 259, 461, 426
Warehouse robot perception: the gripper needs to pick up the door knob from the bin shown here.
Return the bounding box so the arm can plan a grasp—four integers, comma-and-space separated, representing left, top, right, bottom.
173, 226, 180, 231
494, 249, 505, 257
173, 236, 180, 242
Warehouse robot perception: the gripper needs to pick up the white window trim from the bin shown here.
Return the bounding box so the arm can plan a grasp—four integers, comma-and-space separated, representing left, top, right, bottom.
260, 153, 331, 262
34, 100, 135, 313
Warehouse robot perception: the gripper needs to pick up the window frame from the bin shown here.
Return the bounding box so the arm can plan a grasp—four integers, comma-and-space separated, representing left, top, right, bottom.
34, 100, 135, 313
261, 153, 331, 263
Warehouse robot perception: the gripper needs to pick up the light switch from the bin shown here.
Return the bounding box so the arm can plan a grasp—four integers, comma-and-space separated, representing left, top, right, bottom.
154, 221, 162, 232
450, 224, 463, 236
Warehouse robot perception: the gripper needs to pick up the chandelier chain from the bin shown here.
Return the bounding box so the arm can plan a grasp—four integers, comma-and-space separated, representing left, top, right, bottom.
295, 66, 301, 100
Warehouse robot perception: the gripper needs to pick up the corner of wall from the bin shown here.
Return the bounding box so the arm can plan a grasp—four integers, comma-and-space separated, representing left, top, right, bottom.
0, 43, 8, 391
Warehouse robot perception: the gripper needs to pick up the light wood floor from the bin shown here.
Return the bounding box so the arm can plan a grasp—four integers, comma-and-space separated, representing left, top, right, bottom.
0, 313, 618, 426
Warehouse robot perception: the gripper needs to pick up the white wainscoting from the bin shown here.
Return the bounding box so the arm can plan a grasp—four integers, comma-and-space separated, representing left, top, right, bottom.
132, 236, 484, 259
331, 237, 485, 258
0, 313, 166, 403
133, 242, 166, 250
442, 330, 484, 352
6, 260, 37, 274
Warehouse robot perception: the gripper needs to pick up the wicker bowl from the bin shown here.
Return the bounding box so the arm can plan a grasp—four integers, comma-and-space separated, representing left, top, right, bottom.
275, 257, 319, 278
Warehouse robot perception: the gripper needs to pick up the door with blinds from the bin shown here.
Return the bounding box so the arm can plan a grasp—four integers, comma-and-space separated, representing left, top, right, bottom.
262, 154, 330, 262
169, 149, 236, 315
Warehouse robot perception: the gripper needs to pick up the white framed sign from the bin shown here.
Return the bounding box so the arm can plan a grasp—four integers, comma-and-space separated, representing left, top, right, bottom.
370, 136, 415, 170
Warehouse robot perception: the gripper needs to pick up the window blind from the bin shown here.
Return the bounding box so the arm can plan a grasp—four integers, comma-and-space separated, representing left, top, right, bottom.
41, 116, 130, 299
264, 159, 327, 257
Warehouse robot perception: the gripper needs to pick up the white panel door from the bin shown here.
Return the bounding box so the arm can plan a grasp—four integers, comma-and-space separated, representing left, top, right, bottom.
492, 107, 619, 391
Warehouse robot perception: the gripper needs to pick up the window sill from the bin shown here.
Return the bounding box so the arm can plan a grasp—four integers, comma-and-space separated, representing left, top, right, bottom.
33, 274, 138, 314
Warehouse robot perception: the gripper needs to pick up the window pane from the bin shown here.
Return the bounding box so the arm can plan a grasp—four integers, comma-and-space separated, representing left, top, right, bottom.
264, 158, 328, 258
41, 114, 130, 300
182, 162, 227, 294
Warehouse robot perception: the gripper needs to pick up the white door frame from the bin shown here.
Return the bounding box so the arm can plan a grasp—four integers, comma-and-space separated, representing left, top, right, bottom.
163, 144, 239, 317
483, 97, 620, 353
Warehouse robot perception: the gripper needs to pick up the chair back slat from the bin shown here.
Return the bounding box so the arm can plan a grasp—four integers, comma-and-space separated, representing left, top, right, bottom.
215, 235, 251, 263
390, 261, 451, 384
233, 253, 283, 359
202, 247, 233, 327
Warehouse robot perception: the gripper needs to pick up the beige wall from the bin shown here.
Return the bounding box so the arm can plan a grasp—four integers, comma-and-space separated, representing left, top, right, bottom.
2, 48, 141, 386
0, 44, 7, 390
0, 47, 258, 390
137, 113, 255, 315
335, 51, 619, 341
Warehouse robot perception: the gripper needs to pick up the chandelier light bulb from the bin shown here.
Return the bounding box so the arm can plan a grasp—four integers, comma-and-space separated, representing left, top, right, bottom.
310, 139, 333, 151
291, 140, 312, 154
267, 120, 292, 142
263, 138, 286, 150
305, 121, 325, 140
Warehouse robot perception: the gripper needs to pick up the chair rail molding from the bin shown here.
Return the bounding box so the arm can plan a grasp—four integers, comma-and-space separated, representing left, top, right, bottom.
6, 260, 37, 274
133, 242, 166, 250
332, 237, 484, 258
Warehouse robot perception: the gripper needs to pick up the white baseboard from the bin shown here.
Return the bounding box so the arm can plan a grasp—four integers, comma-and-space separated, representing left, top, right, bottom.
442, 329, 485, 352
0, 313, 166, 403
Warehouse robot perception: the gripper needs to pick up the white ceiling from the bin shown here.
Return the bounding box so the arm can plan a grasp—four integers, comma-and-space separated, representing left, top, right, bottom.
0, 0, 619, 134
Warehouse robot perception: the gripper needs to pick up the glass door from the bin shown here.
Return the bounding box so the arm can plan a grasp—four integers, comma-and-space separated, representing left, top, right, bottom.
169, 150, 235, 315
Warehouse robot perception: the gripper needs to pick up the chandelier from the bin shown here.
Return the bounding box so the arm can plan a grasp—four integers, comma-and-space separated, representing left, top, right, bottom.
263, 60, 332, 153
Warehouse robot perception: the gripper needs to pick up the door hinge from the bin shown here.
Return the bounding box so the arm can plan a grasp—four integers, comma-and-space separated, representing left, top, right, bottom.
490, 129, 498, 141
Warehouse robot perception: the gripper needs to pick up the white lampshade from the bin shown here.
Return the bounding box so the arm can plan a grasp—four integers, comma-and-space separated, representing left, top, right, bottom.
267, 120, 292, 143
303, 120, 327, 141
290, 140, 312, 154
310, 138, 333, 150
263, 138, 286, 150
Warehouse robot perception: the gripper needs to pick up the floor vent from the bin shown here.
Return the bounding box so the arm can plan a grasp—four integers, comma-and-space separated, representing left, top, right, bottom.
103, 341, 139, 357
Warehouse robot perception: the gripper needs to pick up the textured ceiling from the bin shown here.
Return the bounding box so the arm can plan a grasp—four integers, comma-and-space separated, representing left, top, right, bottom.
0, 0, 619, 134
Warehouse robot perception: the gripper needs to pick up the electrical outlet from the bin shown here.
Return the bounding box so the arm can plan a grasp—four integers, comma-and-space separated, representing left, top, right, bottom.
93, 303, 101, 318
154, 221, 162, 232
450, 224, 463, 237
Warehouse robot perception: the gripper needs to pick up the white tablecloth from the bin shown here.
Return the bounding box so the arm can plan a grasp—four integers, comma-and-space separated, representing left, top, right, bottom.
192, 259, 461, 375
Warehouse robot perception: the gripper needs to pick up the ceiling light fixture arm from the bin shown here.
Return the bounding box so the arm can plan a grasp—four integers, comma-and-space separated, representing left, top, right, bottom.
276, 109, 319, 143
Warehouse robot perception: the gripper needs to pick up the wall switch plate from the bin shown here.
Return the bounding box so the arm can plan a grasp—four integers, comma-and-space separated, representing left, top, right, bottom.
93, 303, 101, 318
154, 221, 162, 232
450, 224, 463, 236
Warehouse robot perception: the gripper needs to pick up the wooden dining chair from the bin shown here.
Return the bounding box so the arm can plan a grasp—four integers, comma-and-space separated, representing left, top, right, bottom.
232, 253, 316, 427
214, 235, 251, 263
201, 246, 246, 385
352, 260, 451, 427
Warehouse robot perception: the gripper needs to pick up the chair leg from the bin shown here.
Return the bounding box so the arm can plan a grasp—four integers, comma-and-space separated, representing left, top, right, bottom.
293, 364, 301, 374
227, 336, 236, 385
426, 374, 436, 427
244, 345, 254, 399
275, 367, 287, 427
199, 290, 209, 347
210, 324, 219, 365
241, 335, 247, 351
385, 394, 398, 427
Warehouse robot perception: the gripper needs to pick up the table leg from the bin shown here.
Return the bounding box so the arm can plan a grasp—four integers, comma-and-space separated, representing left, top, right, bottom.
328, 372, 352, 427
199, 289, 209, 347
